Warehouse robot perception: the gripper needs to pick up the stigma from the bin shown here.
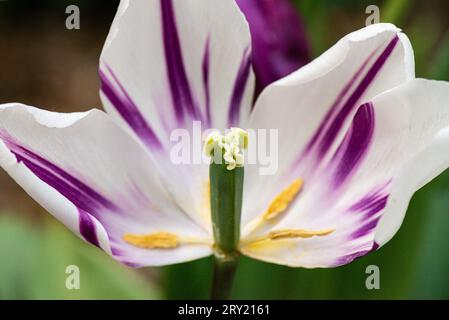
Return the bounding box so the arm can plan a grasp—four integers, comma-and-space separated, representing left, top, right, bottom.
204, 128, 248, 170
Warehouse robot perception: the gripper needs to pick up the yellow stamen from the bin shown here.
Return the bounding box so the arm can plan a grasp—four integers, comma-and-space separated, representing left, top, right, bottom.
123, 232, 179, 249
242, 178, 304, 236
268, 228, 335, 240
241, 228, 335, 248
263, 179, 303, 221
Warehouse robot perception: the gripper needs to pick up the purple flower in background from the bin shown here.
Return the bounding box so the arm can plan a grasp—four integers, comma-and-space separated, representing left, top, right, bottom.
236, 0, 310, 95
1, 0, 449, 270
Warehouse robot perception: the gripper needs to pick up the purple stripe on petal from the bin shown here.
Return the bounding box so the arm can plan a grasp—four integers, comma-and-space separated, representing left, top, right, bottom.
0, 134, 118, 216
202, 37, 211, 127
15, 152, 114, 215
14, 153, 101, 213
99, 66, 162, 149
350, 191, 385, 212
331, 102, 375, 188
317, 36, 399, 157
228, 48, 252, 126
333, 241, 379, 267
15, 144, 116, 211
333, 249, 371, 267
110, 247, 145, 268
349, 187, 389, 240
79, 209, 100, 247
301, 51, 377, 158
349, 182, 390, 219
120, 261, 143, 268
362, 195, 388, 220
161, 0, 200, 122
111, 247, 126, 257
351, 216, 381, 239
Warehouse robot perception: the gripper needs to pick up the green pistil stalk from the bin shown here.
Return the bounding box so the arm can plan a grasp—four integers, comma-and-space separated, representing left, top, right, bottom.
205, 128, 247, 300
210, 162, 243, 253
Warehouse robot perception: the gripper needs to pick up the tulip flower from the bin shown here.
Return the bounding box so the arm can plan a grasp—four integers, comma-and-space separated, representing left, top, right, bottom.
236, 0, 310, 95
1, 0, 449, 299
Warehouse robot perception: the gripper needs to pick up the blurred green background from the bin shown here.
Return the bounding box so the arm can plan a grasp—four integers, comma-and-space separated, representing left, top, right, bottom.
0, 0, 449, 299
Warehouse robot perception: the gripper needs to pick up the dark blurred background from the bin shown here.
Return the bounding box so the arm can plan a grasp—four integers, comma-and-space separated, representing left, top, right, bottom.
1, 0, 449, 299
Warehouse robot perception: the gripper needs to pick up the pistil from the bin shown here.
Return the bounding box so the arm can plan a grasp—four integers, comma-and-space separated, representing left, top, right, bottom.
204, 128, 248, 299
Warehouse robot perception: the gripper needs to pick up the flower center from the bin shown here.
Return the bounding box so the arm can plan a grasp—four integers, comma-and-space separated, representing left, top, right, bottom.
123, 129, 333, 252
122, 128, 249, 252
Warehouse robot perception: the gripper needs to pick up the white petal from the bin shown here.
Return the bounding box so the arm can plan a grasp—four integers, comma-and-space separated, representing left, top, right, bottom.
369, 80, 449, 245
241, 79, 449, 267
243, 23, 414, 229
0, 104, 211, 267
100, 0, 254, 142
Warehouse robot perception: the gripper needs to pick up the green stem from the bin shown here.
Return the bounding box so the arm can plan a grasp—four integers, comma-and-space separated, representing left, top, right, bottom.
211, 251, 239, 300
